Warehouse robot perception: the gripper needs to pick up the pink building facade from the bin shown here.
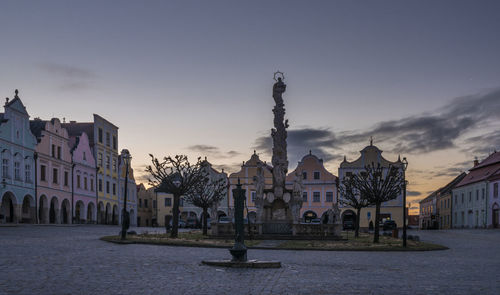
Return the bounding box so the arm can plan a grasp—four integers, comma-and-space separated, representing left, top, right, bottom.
68, 132, 97, 223
30, 118, 73, 224
286, 152, 337, 222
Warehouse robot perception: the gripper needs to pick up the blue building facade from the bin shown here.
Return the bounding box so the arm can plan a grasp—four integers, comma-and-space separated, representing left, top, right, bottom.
0, 90, 38, 223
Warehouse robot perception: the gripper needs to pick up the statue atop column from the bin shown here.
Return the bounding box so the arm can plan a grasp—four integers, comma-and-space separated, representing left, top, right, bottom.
271, 72, 289, 199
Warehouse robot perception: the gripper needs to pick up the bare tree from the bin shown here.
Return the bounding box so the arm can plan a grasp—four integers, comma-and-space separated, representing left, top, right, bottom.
349, 163, 404, 243
184, 162, 227, 235
338, 176, 372, 238
146, 155, 206, 238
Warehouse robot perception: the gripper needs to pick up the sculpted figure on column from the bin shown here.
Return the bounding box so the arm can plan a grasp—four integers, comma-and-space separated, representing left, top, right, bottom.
254, 161, 266, 223
290, 170, 304, 223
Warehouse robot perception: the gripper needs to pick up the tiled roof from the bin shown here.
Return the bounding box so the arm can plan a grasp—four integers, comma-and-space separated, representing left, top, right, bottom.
421, 172, 467, 203
471, 151, 500, 170
61, 123, 94, 146
456, 163, 500, 188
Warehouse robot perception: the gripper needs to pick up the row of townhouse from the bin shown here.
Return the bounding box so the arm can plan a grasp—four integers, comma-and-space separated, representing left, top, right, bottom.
0, 90, 137, 225
420, 151, 500, 229
224, 142, 406, 229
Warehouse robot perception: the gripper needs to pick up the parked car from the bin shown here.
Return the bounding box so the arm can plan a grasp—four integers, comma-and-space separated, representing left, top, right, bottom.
169, 220, 187, 228
343, 220, 355, 230
219, 216, 231, 223
383, 220, 397, 231
310, 218, 321, 224
186, 218, 197, 228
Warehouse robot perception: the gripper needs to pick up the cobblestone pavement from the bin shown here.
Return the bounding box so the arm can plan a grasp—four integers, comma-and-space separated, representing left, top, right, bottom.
0, 226, 499, 295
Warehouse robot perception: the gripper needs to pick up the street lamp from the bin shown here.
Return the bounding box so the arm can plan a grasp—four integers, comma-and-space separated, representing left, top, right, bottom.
120, 149, 132, 240
402, 157, 408, 247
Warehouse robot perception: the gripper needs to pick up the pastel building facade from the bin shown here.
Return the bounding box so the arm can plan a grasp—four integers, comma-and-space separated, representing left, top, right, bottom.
0, 91, 37, 224
338, 143, 405, 229
452, 152, 500, 228
181, 159, 228, 223
227, 152, 273, 222
63, 114, 119, 224
118, 150, 137, 226
68, 131, 97, 223
137, 184, 154, 227
30, 118, 73, 224
286, 152, 337, 222
488, 169, 500, 228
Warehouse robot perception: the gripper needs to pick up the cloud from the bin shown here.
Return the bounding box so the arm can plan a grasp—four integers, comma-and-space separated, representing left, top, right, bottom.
254, 128, 344, 168
187, 144, 242, 159
38, 63, 97, 79
407, 191, 422, 196
38, 62, 97, 91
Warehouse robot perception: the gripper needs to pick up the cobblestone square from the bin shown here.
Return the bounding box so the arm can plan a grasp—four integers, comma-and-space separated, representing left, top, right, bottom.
0, 226, 499, 295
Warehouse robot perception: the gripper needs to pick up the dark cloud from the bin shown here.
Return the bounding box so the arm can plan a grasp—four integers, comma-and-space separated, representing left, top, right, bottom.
407, 191, 422, 196
38, 62, 97, 91
39, 63, 97, 79
187, 144, 241, 160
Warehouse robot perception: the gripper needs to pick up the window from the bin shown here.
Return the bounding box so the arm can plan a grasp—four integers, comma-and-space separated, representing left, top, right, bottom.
153, 200, 157, 209
113, 136, 117, 150
462, 193, 464, 204
313, 192, 320, 202
326, 192, 333, 202
302, 191, 307, 202
84, 177, 88, 190
91, 178, 94, 191
495, 184, 499, 198
83, 152, 86, 161
476, 190, 479, 201
25, 164, 31, 182
106, 181, 110, 194
51, 144, 56, 157
139, 199, 142, 208
454, 195, 457, 204
313, 171, 320, 180
52, 168, 58, 184
98, 128, 103, 143
251, 191, 256, 202
77, 175, 81, 188
40, 164, 46, 181
144, 199, 148, 208
469, 192, 471, 202
482, 188, 486, 199
14, 161, 20, 180
106, 156, 110, 169
106, 132, 110, 147
64, 171, 68, 186
57, 146, 61, 159
179, 199, 184, 206
98, 153, 103, 167
165, 198, 172, 207
302, 171, 307, 180
112, 183, 116, 195
346, 172, 353, 178
98, 179, 102, 192
112, 158, 117, 172
2, 159, 9, 178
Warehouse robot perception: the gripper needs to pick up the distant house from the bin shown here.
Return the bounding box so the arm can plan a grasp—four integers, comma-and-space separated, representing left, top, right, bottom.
452, 152, 500, 228
419, 192, 437, 229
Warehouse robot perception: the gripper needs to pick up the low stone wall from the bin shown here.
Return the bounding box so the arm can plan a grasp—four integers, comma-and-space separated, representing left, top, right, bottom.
293, 223, 341, 237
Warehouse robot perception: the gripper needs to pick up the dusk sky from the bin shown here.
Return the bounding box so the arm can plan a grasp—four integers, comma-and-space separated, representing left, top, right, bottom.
1, 0, 499, 213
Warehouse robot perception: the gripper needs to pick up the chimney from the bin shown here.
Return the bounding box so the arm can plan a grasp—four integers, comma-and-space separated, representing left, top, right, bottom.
474, 157, 479, 167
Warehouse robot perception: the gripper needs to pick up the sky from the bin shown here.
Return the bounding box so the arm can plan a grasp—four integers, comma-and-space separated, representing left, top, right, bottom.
1, 0, 499, 214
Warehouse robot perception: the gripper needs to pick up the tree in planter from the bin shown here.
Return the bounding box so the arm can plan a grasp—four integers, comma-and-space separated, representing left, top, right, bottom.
184, 162, 227, 236
338, 175, 372, 238
349, 163, 404, 243
146, 155, 206, 238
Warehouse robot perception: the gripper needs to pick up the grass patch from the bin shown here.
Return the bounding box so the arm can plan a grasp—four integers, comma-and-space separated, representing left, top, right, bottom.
101, 230, 260, 248
277, 232, 447, 251
100, 231, 447, 251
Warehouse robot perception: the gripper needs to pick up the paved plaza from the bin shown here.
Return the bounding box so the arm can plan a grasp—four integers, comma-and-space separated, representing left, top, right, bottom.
0, 226, 499, 295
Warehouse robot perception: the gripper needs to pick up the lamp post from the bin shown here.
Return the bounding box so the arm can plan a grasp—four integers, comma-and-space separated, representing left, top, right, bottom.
402, 157, 408, 247
120, 149, 132, 240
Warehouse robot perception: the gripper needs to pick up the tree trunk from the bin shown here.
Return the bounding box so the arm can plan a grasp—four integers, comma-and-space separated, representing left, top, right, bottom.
373, 202, 381, 243
170, 193, 180, 238
355, 207, 361, 238
202, 207, 208, 236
